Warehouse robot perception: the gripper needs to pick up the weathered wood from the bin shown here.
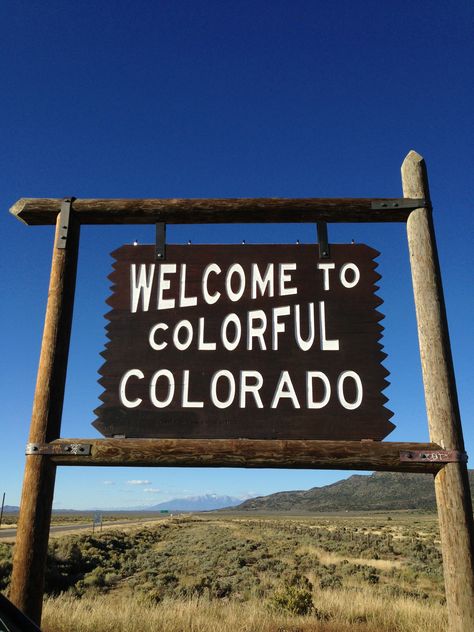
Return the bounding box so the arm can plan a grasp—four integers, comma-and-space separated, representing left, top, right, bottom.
94, 244, 393, 441
44, 438, 446, 472
9, 213, 80, 625
403, 150, 474, 632
10, 197, 425, 225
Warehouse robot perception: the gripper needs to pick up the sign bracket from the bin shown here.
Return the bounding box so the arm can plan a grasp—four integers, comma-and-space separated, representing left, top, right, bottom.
371, 197, 429, 210
399, 449, 468, 464
156, 222, 166, 260
26, 442, 92, 456
317, 221, 330, 258
55, 197, 75, 249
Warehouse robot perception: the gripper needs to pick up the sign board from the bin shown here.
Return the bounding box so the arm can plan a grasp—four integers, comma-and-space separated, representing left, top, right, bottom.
93, 243, 393, 440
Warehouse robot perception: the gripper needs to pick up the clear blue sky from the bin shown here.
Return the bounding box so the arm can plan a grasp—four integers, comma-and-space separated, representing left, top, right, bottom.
1, 1, 472, 509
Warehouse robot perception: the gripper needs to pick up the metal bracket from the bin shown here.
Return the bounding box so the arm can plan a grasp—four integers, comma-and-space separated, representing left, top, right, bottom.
56, 198, 75, 249
400, 450, 468, 464
156, 223, 166, 260
317, 221, 330, 258
371, 198, 428, 211
26, 442, 92, 456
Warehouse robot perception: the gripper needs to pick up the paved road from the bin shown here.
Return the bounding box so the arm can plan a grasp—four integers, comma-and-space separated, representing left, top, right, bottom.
0, 517, 161, 540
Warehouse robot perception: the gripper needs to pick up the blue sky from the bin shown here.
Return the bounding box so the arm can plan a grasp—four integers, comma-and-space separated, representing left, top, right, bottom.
1, 1, 473, 509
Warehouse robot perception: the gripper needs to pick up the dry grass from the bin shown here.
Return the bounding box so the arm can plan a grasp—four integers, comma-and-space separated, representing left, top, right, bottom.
296, 544, 403, 570
2, 513, 447, 631
41, 588, 446, 632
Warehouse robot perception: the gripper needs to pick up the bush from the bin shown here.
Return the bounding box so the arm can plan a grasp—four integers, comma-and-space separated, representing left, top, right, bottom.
270, 584, 314, 615
269, 574, 314, 615
319, 574, 342, 590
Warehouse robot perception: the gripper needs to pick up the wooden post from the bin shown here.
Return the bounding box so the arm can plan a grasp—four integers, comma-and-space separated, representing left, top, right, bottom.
9, 208, 80, 624
402, 150, 474, 632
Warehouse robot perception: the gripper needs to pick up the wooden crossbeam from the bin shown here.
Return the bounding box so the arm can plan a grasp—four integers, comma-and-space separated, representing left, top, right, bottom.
34, 438, 449, 473
10, 197, 425, 225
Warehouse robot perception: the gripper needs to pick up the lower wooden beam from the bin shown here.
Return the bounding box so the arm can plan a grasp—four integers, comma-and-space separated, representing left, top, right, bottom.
42, 439, 451, 473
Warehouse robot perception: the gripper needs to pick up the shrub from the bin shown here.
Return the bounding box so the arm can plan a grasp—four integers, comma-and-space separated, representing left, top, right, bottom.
270, 584, 314, 615
269, 573, 314, 615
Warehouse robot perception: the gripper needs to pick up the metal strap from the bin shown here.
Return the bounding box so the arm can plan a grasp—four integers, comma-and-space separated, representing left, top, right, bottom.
400, 450, 468, 464
56, 198, 75, 249
371, 198, 428, 211
26, 442, 92, 456
156, 223, 166, 260
317, 221, 330, 258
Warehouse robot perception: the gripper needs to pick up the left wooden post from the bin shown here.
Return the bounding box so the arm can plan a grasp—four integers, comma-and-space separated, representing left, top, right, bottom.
9, 203, 80, 624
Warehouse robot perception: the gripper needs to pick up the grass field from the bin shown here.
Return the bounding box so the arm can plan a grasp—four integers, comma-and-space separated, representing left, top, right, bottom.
1, 512, 447, 631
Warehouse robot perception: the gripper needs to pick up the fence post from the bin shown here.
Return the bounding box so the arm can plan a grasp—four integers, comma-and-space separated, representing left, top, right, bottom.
9, 205, 80, 624
402, 150, 474, 631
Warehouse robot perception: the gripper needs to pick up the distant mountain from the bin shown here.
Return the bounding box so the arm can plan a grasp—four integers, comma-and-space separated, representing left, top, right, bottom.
234, 471, 474, 512
4, 497, 244, 513
149, 494, 244, 512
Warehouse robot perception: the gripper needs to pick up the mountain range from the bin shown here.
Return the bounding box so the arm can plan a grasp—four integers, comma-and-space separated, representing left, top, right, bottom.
4, 471, 474, 514
233, 470, 474, 512
0, 496, 244, 514
148, 494, 243, 511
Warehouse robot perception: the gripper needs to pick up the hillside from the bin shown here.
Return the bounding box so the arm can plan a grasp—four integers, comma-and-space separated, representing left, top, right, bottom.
234, 470, 474, 512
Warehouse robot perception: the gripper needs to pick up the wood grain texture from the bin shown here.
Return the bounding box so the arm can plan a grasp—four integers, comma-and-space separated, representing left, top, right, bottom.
403, 150, 474, 632
94, 244, 393, 441
9, 214, 80, 625
47, 438, 444, 473
10, 197, 424, 225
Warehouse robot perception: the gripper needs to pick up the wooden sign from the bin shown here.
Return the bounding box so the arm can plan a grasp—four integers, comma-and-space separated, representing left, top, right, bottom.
93, 244, 393, 440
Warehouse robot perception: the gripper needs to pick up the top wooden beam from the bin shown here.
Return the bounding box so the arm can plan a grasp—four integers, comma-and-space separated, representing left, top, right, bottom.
10, 197, 426, 225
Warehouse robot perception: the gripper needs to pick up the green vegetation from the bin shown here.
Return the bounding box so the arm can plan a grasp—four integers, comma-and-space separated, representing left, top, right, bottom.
0, 512, 448, 630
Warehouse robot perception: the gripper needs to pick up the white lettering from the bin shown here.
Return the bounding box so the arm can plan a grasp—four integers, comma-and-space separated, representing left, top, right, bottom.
210, 370, 236, 408
149, 323, 168, 350
307, 371, 331, 408
150, 369, 175, 408
251, 263, 274, 298
179, 264, 198, 307
240, 370, 264, 408
198, 317, 216, 350
221, 314, 242, 351
317, 262, 335, 291
272, 306, 291, 350
247, 309, 267, 350
279, 263, 297, 296
202, 263, 221, 304
119, 369, 144, 408
130, 264, 155, 313
226, 264, 246, 302
157, 264, 176, 310
337, 371, 363, 409
182, 369, 204, 407
340, 263, 360, 288
173, 320, 193, 351
294, 303, 315, 351
271, 370, 300, 408
319, 301, 339, 350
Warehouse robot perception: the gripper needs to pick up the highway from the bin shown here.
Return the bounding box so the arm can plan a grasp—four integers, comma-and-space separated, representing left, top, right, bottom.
0, 517, 164, 541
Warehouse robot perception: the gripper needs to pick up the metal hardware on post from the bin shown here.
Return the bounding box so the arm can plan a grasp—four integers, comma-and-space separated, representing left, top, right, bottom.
371, 197, 428, 211
56, 198, 75, 249
25, 442, 92, 456
317, 221, 330, 258
156, 223, 166, 260
400, 450, 468, 464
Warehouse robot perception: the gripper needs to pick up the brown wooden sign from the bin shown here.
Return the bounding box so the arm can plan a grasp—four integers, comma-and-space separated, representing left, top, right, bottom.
93, 243, 393, 440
